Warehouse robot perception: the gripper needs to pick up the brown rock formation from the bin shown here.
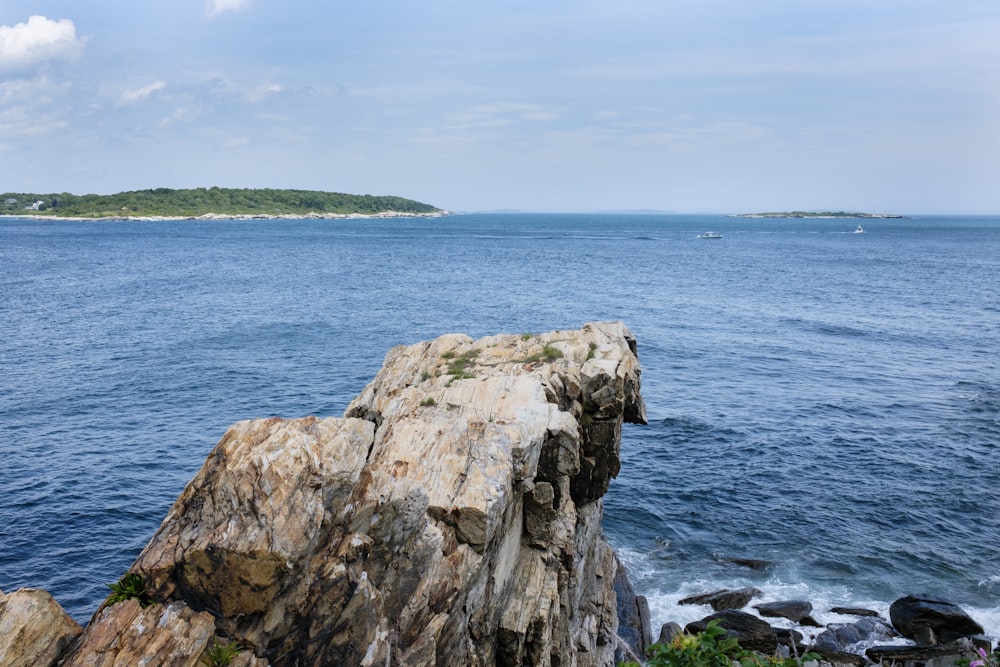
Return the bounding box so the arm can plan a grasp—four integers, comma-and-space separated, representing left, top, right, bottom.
30, 321, 645, 666
0, 588, 82, 667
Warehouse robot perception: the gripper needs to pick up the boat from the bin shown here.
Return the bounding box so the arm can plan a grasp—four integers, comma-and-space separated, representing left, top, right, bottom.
854, 225, 864, 233
697, 231, 723, 239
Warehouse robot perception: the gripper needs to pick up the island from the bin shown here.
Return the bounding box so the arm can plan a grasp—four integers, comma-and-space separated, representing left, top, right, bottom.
731, 211, 907, 219
0, 187, 445, 220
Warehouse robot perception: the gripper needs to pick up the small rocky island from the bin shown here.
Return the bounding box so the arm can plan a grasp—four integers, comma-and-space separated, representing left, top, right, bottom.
732, 211, 907, 219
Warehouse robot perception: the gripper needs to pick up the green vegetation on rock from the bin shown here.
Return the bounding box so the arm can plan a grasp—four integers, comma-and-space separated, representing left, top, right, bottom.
1, 187, 441, 218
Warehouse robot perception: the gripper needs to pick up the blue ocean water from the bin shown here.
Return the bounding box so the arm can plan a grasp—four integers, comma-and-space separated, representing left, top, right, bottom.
1, 213, 998, 641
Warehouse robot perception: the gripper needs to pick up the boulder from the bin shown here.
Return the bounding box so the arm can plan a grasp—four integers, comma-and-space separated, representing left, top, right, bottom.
829, 606, 881, 618
867, 641, 979, 667
0, 588, 83, 667
889, 595, 985, 645
717, 557, 775, 571
753, 600, 813, 623
614, 555, 652, 661
63, 322, 646, 667
679, 587, 762, 611
814, 617, 896, 660
657, 622, 683, 645
59, 599, 217, 667
685, 610, 778, 654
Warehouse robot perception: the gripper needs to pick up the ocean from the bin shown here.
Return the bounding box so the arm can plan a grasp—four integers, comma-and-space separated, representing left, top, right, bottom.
1, 213, 998, 645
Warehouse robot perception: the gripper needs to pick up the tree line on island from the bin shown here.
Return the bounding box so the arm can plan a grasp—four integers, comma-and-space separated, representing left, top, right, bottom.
0, 187, 441, 218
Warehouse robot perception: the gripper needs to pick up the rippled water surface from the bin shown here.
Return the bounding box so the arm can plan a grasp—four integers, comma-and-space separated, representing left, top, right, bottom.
2, 213, 998, 635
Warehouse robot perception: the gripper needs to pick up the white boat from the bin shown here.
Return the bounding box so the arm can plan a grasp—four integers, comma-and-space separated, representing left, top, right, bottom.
697, 231, 723, 239
854, 225, 864, 233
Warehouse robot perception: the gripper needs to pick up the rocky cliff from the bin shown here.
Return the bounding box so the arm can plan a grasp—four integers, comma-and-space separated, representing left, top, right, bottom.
0, 321, 646, 667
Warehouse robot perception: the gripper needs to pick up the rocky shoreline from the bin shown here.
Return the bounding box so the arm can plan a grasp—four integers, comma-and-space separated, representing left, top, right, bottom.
641, 586, 994, 667
4, 210, 452, 222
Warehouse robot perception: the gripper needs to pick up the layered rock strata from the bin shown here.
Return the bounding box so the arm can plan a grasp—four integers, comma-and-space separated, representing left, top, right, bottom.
5, 321, 645, 667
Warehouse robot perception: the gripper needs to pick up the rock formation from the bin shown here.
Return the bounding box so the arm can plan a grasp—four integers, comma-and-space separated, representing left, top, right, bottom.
0, 589, 82, 666
1, 322, 645, 666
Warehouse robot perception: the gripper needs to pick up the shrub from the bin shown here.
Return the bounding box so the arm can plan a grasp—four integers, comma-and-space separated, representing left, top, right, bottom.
105, 572, 153, 607
201, 639, 244, 666
619, 620, 818, 667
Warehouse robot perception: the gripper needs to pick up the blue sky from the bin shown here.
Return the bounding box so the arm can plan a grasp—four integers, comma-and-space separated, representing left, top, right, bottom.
1, 1, 998, 213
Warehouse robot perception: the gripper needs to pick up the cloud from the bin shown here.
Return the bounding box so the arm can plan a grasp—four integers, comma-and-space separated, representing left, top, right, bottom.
205, 0, 251, 19
446, 102, 560, 129
0, 15, 86, 72
118, 81, 166, 105
0, 75, 74, 138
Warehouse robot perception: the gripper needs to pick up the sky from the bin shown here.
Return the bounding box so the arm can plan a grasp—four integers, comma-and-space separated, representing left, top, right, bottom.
1, 1, 998, 214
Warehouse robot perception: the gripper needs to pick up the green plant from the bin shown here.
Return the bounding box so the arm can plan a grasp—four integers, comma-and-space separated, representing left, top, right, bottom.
619, 620, 818, 667
541, 344, 562, 361
445, 349, 479, 381
587, 341, 597, 360
522, 344, 563, 364
105, 572, 153, 607
201, 639, 244, 666
420, 396, 436, 406
521, 332, 533, 340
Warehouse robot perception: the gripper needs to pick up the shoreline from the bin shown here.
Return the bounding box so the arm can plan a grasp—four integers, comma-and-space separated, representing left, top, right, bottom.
1, 210, 451, 222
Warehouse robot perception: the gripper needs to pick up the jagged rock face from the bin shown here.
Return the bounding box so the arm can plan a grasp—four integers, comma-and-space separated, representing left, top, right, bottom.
0, 588, 83, 667
59, 599, 218, 667
68, 321, 644, 666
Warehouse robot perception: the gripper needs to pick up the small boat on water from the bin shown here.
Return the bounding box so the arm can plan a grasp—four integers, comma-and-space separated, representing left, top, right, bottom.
854, 225, 865, 233
697, 231, 723, 239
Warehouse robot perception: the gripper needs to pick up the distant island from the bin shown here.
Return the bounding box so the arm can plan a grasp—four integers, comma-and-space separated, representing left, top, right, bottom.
732, 211, 907, 219
0, 187, 444, 220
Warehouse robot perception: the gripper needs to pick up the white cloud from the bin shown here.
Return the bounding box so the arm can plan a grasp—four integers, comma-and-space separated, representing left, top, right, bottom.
118, 81, 166, 105
159, 105, 211, 127
447, 102, 560, 129
0, 75, 74, 138
0, 15, 86, 72
242, 83, 285, 103
205, 0, 251, 19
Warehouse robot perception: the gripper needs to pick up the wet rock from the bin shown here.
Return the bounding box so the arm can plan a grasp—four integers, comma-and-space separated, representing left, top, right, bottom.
718, 557, 775, 571
614, 556, 652, 661
890, 595, 985, 645
685, 609, 778, 654
0, 588, 83, 667
814, 617, 897, 660
753, 600, 813, 623
679, 587, 762, 611
830, 606, 881, 618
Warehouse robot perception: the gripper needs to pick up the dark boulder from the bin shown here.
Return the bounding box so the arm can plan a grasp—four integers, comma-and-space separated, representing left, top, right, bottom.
685, 610, 777, 654
718, 557, 775, 571
774, 627, 807, 654
889, 595, 985, 645
867, 642, 978, 665
814, 617, 896, 657
613, 557, 652, 661
657, 622, 683, 645
678, 587, 762, 611
753, 600, 813, 622
830, 606, 881, 618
